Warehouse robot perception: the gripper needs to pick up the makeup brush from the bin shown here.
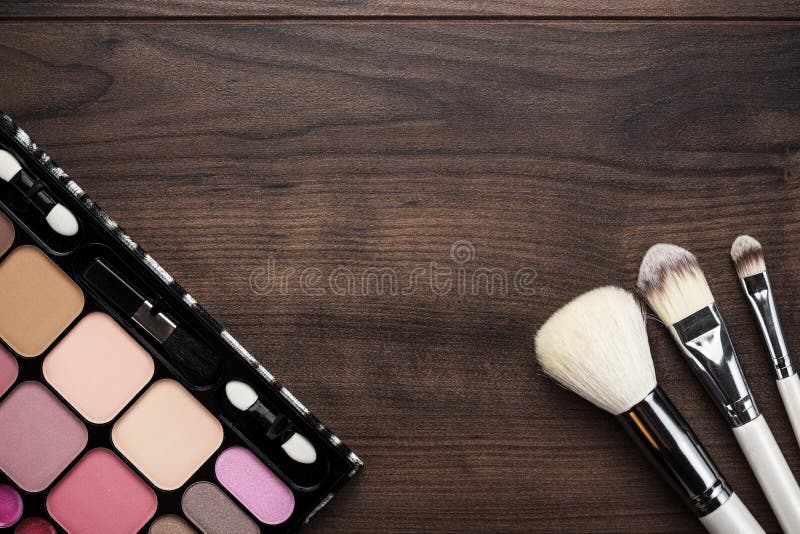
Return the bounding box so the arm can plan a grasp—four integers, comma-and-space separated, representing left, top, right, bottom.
225, 381, 317, 465
83, 258, 222, 387
536, 286, 763, 533
0, 149, 78, 237
731, 235, 800, 447
638, 243, 800, 533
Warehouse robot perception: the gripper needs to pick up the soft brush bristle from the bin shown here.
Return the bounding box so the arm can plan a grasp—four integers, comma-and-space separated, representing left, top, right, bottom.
731, 235, 766, 278
636, 244, 714, 326
534, 286, 656, 415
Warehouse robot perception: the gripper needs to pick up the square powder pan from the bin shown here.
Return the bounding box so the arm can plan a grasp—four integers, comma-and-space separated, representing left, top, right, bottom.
0, 113, 362, 531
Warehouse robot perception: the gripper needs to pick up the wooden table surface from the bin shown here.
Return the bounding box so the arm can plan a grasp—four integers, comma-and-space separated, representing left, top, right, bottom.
2, 3, 800, 532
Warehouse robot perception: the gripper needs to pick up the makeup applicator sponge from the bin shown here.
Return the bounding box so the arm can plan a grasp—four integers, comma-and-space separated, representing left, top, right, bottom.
0, 149, 79, 237
225, 381, 317, 465
0, 151, 21, 181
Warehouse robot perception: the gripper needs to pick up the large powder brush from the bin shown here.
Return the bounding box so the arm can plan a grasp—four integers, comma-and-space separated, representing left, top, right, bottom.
536, 286, 763, 533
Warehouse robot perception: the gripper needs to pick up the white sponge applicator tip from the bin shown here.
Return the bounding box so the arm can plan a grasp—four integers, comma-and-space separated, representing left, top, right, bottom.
225, 380, 259, 411
0, 150, 21, 182
45, 204, 79, 236
282, 433, 317, 464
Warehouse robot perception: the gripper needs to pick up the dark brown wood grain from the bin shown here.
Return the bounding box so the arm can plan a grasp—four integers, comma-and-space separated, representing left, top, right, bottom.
2, 19, 800, 533
2, 1, 800, 19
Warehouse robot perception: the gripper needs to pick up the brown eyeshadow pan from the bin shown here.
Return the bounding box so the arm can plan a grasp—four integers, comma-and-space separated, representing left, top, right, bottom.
149, 514, 197, 534
0, 246, 84, 357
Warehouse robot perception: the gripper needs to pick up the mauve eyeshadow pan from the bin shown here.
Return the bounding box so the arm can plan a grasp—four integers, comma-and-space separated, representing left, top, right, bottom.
0, 213, 12, 257
0, 382, 87, 492
182, 482, 258, 534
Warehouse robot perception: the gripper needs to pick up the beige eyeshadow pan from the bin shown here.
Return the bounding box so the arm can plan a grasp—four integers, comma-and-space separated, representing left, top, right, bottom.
0, 246, 84, 357
112, 379, 224, 491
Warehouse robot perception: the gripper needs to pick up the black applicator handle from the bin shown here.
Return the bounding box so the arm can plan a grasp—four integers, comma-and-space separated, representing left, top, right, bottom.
249, 401, 293, 442
84, 258, 145, 317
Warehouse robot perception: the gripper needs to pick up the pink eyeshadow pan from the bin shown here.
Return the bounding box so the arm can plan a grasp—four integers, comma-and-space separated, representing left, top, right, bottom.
0, 211, 13, 257
0, 345, 17, 397
43, 312, 154, 424
47, 448, 157, 534
0, 382, 87, 492
215, 446, 295, 525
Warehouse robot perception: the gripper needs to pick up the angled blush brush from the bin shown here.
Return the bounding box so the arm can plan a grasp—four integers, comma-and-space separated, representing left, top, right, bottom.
731, 235, 800, 448
638, 243, 800, 533
536, 286, 763, 533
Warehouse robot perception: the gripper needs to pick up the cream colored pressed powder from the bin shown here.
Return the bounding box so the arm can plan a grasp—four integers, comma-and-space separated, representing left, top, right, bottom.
112, 379, 224, 491
0, 246, 84, 357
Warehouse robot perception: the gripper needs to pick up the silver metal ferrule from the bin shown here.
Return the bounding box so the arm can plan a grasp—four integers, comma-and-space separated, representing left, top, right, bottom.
133, 300, 177, 343
617, 386, 732, 516
740, 272, 795, 379
669, 304, 759, 427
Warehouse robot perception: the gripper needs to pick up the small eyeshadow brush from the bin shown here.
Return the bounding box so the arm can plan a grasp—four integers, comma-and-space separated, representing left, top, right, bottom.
535, 286, 763, 533
731, 235, 800, 448
83, 258, 222, 388
225, 381, 317, 465
0, 149, 78, 237
638, 243, 800, 533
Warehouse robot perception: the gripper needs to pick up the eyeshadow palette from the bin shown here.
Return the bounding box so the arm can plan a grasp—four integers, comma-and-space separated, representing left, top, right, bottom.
0, 113, 361, 533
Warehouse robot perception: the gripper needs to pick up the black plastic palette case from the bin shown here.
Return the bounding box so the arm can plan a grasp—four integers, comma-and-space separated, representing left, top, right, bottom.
0, 113, 361, 534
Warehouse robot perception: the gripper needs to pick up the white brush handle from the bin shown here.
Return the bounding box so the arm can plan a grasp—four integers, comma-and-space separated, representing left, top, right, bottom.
699, 493, 764, 534
778, 374, 800, 447
733, 414, 800, 533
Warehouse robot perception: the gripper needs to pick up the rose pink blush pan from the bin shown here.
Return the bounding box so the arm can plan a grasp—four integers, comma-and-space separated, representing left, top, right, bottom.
0, 345, 17, 397
47, 448, 156, 533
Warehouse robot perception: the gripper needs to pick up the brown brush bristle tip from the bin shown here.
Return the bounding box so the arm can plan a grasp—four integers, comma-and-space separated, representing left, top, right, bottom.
636, 243, 701, 297
731, 235, 766, 278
